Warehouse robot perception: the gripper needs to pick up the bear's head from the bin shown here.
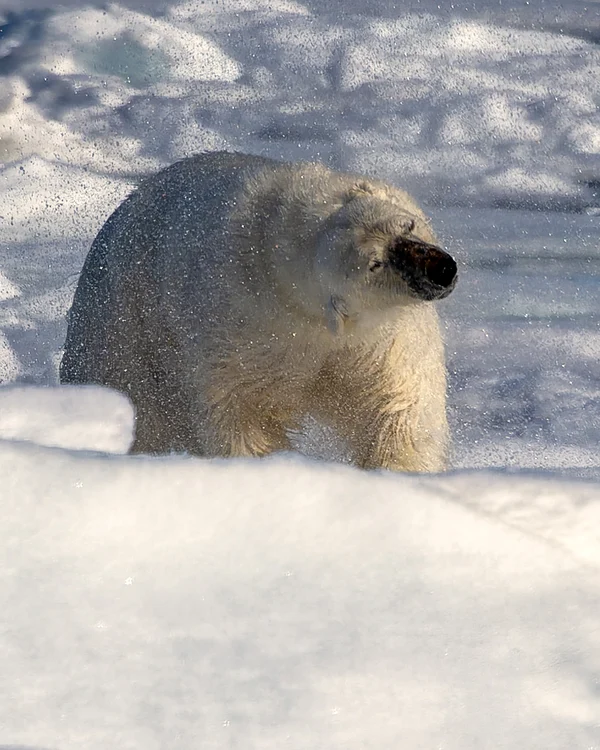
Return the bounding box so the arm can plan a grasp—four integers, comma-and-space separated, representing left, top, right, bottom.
314, 180, 457, 334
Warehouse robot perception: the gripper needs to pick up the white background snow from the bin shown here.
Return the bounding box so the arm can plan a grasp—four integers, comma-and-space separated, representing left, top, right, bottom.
1, 1, 599, 748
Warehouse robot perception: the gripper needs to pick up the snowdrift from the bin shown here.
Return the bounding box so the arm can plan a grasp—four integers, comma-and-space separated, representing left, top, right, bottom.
1, 421, 598, 748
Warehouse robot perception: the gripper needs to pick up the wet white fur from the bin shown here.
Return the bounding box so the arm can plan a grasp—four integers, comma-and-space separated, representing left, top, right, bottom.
61, 152, 451, 472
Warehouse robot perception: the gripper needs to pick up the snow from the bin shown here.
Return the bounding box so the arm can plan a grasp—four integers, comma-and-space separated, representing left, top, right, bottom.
0, 0, 599, 747
2, 431, 600, 749
0, 384, 134, 452
2, 1, 600, 205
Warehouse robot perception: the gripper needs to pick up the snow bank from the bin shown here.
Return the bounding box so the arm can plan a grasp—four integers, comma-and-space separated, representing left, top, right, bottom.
1, 432, 599, 750
0, 384, 134, 452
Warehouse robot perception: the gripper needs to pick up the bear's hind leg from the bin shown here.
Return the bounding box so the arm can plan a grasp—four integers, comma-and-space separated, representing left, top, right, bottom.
108, 336, 201, 456
129, 379, 199, 456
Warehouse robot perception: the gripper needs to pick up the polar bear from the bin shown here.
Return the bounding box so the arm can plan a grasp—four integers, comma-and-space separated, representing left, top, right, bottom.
60, 152, 457, 472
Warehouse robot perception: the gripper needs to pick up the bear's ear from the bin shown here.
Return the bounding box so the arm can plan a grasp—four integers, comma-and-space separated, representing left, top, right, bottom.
345, 181, 375, 202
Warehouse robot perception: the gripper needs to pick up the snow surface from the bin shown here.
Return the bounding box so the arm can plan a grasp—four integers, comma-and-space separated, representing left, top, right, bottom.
0, 384, 134, 452
1, 0, 600, 207
1, 0, 600, 748
2, 432, 600, 750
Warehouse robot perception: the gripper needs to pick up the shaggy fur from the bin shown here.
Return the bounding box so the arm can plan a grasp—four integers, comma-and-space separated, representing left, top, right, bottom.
60, 152, 457, 472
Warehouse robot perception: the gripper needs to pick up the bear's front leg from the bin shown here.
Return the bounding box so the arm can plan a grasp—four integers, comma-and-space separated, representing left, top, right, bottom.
311, 350, 448, 473
346, 407, 447, 473
203, 359, 296, 458
204, 396, 292, 458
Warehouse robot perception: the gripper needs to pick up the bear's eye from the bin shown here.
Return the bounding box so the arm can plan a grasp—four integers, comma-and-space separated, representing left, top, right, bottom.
369, 259, 384, 272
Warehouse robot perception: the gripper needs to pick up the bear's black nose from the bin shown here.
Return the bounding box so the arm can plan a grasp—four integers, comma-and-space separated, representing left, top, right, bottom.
388, 236, 458, 300
424, 249, 457, 289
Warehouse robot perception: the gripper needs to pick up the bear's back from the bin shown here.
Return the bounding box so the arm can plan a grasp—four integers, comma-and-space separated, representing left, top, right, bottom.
61, 153, 282, 384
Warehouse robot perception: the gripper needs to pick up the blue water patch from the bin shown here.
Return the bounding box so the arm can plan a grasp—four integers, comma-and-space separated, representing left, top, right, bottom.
77, 33, 171, 87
